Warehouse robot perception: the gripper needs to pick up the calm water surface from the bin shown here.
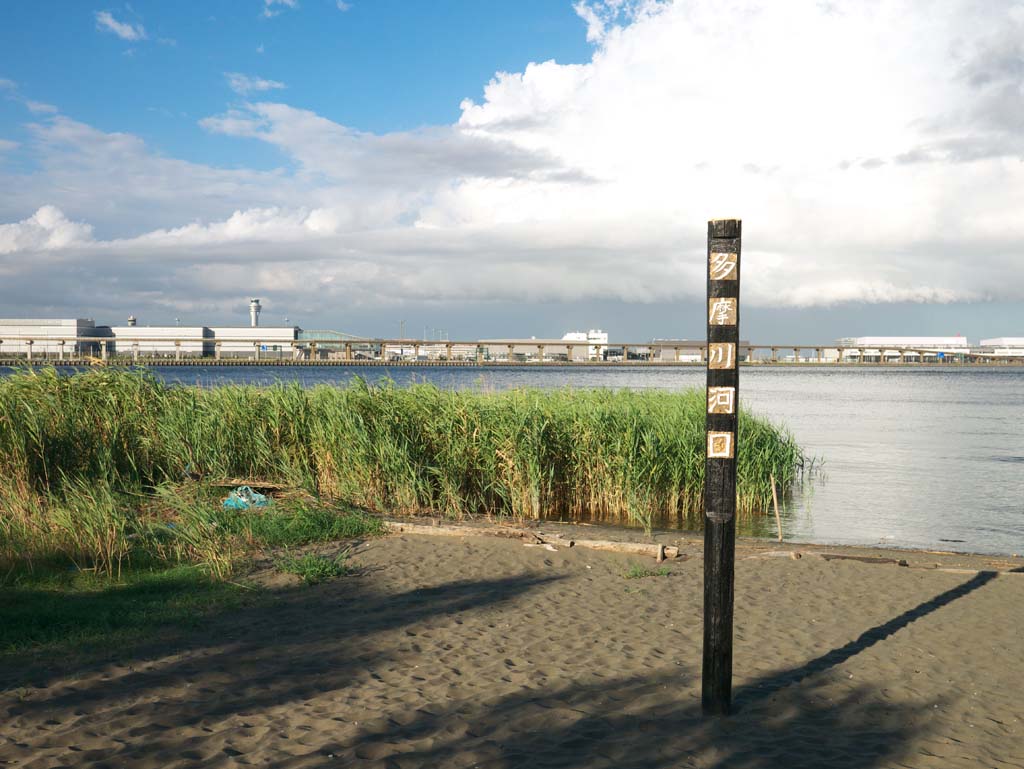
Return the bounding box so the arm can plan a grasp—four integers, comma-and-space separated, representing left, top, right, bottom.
9, 365, 1023, 556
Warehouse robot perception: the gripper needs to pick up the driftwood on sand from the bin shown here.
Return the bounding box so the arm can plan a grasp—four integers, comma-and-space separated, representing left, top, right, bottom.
383, 520, 681, 560
383, 520, 1024, 576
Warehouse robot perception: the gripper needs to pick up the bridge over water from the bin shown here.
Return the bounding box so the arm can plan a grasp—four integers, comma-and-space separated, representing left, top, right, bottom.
0, 335, 1019, 366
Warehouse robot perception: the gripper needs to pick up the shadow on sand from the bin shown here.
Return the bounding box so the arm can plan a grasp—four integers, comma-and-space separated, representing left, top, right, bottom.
0, 566, 999, 768
269, 570, 995, 769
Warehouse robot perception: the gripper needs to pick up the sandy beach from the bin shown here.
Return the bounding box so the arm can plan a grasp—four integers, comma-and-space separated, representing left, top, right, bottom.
2, 525, 1022, 769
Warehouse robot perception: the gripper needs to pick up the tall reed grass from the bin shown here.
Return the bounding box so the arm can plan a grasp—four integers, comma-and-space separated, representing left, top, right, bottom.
0, 368, 805, 574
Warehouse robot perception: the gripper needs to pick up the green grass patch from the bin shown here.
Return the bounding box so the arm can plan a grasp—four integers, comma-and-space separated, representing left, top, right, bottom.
230, 503, 384, 548
0, 565, 255, 658
623, 563, 673, 579
273, 550, 351, 585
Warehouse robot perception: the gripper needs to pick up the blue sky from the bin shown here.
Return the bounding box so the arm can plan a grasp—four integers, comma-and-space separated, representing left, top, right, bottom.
0, 1, 589, 169
1, 1, 1022, 341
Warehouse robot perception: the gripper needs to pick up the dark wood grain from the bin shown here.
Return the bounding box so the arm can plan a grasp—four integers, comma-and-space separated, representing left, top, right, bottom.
703, 218, 741, 716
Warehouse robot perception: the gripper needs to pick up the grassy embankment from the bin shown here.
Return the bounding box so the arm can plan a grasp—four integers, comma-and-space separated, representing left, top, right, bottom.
0, 368, 803, 658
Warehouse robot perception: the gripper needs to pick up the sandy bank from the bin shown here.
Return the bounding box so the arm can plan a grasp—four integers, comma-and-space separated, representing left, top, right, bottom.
2, 525, 1021, 768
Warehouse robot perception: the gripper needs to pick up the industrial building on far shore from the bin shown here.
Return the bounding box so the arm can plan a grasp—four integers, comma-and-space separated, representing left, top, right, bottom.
0, 300, 300, 361
1, 313, 1023, 363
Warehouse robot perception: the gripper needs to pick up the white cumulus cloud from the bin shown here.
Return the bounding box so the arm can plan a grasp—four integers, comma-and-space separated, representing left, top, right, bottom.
225, 72, 286, 95
94, 10, 146, 41
263, 0, 298, 18
0, 206, 93, 254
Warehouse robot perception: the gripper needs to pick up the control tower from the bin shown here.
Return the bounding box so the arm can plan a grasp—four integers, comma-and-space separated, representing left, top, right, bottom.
249, 299, 262, 328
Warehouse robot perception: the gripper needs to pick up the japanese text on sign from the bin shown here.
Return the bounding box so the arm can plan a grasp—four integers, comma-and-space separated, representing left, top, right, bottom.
708, 297, 737, 326
709, 252, 738, 281
707, 386, 736, 414
708, 342, 736, 370
707, 431, 735, 459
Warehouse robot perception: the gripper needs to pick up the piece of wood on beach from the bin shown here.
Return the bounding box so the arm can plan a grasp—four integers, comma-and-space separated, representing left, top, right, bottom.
816, 553, 908, 566
541, 533, 680, 559
382, 520, 680, 559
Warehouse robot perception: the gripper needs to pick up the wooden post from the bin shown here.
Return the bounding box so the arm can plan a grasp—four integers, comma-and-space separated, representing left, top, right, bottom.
703, 218, 740, 716
771, 473, 782, 542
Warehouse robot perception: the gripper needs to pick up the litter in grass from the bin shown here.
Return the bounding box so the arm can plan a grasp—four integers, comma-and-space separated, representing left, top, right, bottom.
222, 486, 270, 510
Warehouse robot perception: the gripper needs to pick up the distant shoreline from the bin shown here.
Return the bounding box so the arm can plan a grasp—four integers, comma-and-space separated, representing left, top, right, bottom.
3, 359, 1024, 368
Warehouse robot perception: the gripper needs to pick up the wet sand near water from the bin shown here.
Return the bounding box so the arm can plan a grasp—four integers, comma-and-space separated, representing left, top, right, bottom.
2, 529, 1022, 768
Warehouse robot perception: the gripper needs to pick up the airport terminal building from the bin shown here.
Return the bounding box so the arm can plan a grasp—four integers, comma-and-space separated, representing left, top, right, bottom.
0, 301, 300, 361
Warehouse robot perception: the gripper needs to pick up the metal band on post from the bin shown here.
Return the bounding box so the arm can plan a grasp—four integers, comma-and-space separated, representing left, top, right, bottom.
702, 218, 741, 716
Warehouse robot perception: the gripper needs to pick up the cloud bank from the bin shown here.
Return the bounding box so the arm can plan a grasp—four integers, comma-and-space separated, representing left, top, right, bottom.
4, 0, 1024, 320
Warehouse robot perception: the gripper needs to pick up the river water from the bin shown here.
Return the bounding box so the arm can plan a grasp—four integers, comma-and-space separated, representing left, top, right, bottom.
7, 365, 1023, 556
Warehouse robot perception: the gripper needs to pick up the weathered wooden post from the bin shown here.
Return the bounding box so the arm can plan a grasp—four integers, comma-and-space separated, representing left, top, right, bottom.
703, 218, 741, 716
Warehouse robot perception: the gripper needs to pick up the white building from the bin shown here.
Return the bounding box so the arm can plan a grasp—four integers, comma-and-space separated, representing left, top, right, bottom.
401, 342, 479, 361
561, 329, 609, 360
208, 326, 298, 359
105, 326, 211, 358
835, 336, 970, 361
652, 339, 704, 363
0, 319, 99, 358
978, 338, 1024, 358
481, 338, 591, 362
